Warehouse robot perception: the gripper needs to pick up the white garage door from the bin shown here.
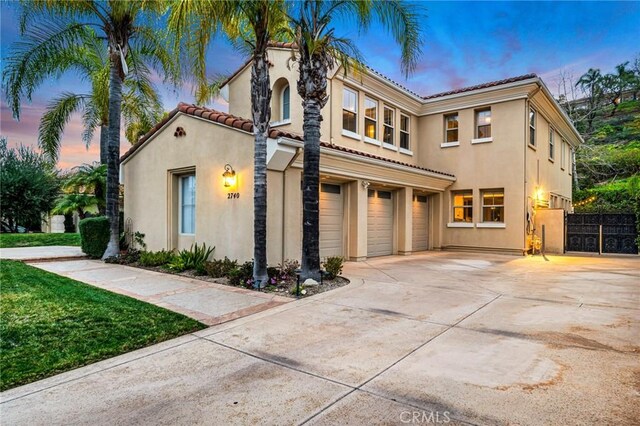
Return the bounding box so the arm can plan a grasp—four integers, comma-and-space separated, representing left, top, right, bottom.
319, 183, 343, 258
367, 189, 394, 257
412, 194, 428, 252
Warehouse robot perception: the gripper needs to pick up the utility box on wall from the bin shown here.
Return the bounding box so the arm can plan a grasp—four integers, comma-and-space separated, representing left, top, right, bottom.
534, 209, 565, 254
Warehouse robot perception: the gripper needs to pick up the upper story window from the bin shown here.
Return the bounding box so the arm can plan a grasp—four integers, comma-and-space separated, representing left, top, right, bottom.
180, 175, 196, 234
445, 113, 459, 143
364, 97, 377, 139
482, 189, 504, 223
561, 139, 566, 170
549, 128, 555, 160
400, 114, 410, 150
383, 107, 395, 145
282, 85, 290, 120
476, 108, 491, 138
452, 190, 473, 222
529, 107, 536, 147
342, 88, 358, 133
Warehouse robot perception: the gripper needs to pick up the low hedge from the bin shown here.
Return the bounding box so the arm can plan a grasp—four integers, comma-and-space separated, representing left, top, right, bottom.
79, 216, 110, 258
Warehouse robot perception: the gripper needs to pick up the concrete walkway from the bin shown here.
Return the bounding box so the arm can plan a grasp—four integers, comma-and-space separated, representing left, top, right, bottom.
31, 260, 291, 326
0, 245, 85, 261
2, 252, 639, 425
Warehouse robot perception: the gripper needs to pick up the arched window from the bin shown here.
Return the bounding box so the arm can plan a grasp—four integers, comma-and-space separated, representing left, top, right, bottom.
282, 85, 290, 120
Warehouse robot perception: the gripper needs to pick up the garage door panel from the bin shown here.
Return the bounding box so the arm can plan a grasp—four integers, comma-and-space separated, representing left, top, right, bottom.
412, 194, 428, 252
368, 190, 393, 257
319, 183, 343, 258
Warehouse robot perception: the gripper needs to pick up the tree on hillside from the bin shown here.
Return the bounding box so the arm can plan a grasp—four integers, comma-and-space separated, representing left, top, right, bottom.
575, 68, 604, 133
168, 0, 289, 287
3, 21, 165, 165
15, 1, 181, 259
287, 0, 423, 280
601, 62, 635, 116
0, 137, 60, 232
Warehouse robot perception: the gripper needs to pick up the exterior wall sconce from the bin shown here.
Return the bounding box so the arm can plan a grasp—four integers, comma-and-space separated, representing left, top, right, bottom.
361, 180, 370, 189
222, 164, 237, 188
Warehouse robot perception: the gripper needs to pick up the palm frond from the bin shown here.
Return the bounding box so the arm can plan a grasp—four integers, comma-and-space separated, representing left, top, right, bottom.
38, 92, 88, 162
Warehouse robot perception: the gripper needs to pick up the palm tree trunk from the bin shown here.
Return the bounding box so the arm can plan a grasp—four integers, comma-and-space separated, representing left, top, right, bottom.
102, 54, 123, 259
99, 124, 108, 165
300, 97, 323, 281
251, 48, 271, 288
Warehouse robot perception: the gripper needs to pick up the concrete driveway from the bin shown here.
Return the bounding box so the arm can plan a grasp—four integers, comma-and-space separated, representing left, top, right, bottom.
2, 252, 639, 425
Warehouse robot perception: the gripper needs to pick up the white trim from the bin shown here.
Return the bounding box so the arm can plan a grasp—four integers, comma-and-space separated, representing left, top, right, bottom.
270, 118, 291, 127
471, 137, 493, 144
399, 147, 413, 156
447, 222, 474, 228
477, 222, 506, 229
382, 142, 398, 151
364, 136, 381, 146
342, 129, 362, 141
441, 141, 460, 148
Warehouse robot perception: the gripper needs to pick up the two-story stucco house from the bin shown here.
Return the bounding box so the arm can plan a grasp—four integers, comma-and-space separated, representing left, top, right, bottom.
120, 43, 582, 263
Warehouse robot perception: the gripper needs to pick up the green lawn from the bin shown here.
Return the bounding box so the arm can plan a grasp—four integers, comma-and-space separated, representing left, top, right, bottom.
0, 233, 81, 248
0, 260, 206, 391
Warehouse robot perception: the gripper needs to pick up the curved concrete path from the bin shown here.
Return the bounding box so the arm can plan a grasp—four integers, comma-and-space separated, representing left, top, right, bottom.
2, 252, 639, 425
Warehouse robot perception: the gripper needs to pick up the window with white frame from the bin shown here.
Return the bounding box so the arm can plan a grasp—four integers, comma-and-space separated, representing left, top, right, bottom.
476, 108, 491, 138
561, 139, 566, 170
282, 85, 290, 120
549, 127, 555, 160
342, 88, 358, 133
452, 190, 473, 222
400, 114, 410, 150
364, 97, 377, 139
180, 175, 196, 234
529, 107, 536, 147
482, 189, 504, 223
383, 107, 395, 145
445, 113, 459, 143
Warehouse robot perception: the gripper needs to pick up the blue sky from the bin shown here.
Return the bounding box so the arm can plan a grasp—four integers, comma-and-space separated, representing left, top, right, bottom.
1, 1, 639, 168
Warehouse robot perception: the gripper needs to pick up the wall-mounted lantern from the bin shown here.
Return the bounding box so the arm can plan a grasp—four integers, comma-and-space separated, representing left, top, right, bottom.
222, 164, 237, 188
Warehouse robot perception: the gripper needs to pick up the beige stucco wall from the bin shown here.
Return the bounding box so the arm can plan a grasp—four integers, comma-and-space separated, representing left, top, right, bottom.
123, 114, 287, 264
534, 208, 565, 254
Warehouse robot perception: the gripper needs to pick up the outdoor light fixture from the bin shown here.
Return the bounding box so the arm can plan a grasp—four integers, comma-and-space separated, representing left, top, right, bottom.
361, 180, 370, 189
222, 164, 236, 188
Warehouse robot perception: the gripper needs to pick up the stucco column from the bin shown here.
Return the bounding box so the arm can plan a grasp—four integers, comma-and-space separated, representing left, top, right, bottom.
430, 192, 443, 250
348, 180, 368, 261
283, 168, 302, 261
397, 187, 413, 255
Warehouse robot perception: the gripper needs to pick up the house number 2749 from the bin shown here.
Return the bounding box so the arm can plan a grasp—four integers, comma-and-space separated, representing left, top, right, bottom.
227, 192, 240, 199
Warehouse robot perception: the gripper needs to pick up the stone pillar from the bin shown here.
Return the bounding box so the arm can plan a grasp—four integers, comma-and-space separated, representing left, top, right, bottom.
348, 180, 368, 261
50, 215, 66, 233
397, 187, 413, 255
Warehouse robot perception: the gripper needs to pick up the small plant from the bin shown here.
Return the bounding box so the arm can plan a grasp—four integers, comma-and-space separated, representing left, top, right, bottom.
204, 257, 238, 278
167, 243, 214, 272
276, 259, 300, 281
139, 250, 176, 267
134, 231, 147, 251
323, 256, 345, 279
228, 260, 254, 286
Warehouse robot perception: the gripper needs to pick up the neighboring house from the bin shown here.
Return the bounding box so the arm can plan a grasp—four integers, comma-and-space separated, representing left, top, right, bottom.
121, 43, 582, 263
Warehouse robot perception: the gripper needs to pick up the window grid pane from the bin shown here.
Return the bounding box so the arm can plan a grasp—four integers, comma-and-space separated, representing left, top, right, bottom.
181, 175, 196, 234
452, 191, 473, 222
482, 190, 504, 223
549, 128, 554, 159
529, 108, 536, 146
282, 86, 290, 120
445, 114, 458, 143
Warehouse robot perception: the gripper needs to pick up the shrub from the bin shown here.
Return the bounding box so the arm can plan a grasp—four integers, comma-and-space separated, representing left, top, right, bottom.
204, 257, 238, 278
276, 259, 300, 280
139, 250, 175, 267
78, 216, 110, 258
167, 243, 214, 272
323, 256, 345, 279
228, 261, 254, 287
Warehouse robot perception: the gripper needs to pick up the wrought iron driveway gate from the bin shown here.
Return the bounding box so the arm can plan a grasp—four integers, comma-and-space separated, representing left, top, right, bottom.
566, 213, 638, 254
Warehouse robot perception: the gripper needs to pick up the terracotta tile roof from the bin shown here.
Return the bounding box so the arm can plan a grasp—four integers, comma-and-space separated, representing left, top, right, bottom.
119, 102, 455, 179
319, 142, 455, 178
422, 73, 538, 100
363, 65, 423, 99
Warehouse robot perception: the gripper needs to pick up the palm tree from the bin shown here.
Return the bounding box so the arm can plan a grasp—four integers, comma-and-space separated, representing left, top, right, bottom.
288, 0, 423, 280
3, 21, 163, 165
54, 162, 107, 219
13, 1, 180, 259
576, 68, 603, 132
168, 0, 289, 287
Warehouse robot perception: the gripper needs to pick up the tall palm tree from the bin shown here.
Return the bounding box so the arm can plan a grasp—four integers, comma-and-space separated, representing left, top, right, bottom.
14, 0, 180, 259
576, 68, 603, 132
3, 15, 165, 164
288, 0, 423, 280
168, 0, 289, 287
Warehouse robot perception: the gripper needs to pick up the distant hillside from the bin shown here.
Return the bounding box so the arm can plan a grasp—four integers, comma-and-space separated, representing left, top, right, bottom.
572, 99, 640, 214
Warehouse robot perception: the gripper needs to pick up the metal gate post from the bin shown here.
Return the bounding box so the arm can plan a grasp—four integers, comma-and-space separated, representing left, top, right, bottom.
598, 224, 603, 255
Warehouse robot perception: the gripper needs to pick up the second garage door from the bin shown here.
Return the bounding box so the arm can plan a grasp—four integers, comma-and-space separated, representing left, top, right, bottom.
367, 189, 394, 257
319, 183, 343, 258
412, 194, 428, 251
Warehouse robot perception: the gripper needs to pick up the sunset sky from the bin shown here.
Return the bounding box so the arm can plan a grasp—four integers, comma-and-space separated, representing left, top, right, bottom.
1, 1, 639, 170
